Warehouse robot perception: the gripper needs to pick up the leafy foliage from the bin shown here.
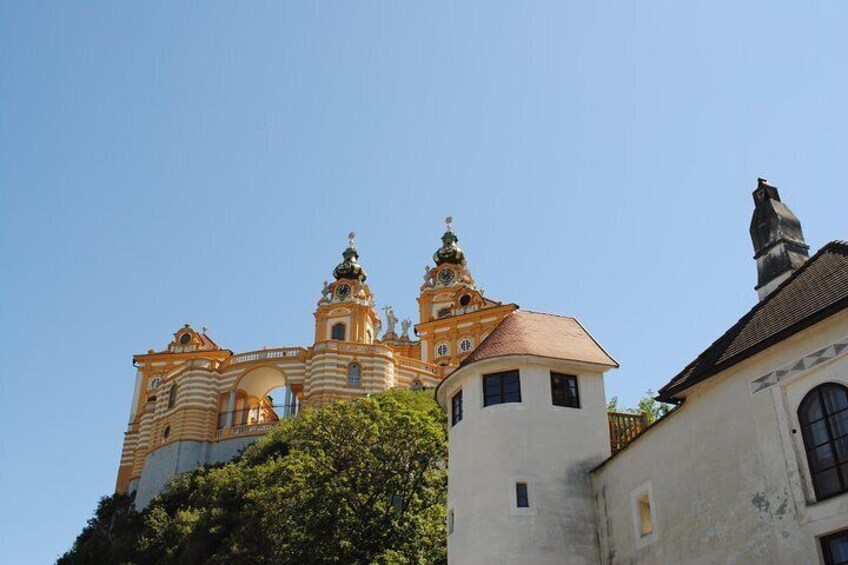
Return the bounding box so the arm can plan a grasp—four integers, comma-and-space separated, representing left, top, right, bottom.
607, 389, 671, 423
59, 390, 447, 565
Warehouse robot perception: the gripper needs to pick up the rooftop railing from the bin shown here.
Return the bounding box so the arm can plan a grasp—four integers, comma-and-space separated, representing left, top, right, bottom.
608, 411, 650, 454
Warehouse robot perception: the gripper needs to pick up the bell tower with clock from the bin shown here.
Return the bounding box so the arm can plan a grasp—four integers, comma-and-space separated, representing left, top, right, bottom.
416, 218, 517, 367
314, 233, 381, 344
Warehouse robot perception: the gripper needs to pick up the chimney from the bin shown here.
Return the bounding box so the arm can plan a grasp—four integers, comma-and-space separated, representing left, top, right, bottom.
749, 178, 809, 300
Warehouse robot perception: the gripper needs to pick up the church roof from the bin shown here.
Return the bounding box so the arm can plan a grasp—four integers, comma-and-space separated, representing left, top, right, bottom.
459, 310, 618, 369
658, 241, 848, 401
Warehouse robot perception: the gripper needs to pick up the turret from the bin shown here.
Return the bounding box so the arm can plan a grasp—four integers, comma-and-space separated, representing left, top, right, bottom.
435, 311, 618, 564
750, 178, 809, 300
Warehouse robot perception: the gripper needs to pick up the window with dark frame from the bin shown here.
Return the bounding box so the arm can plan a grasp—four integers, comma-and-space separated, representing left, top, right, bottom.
551, 373, 580, 408
483, 370, 521, 407
331, 323, 346, 341
348, 363, 361, 387
516, 482, 529, 508
798, 383, 848, 501
168, 384, 178, 409
451, 390, 463, 426
822, 528, 848, 565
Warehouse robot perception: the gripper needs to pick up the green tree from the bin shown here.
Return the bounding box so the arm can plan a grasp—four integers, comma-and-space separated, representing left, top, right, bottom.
59, 389, 447, 565
607, 390, 671, 423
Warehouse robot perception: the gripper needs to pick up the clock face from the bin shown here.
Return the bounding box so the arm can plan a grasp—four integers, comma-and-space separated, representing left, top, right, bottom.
335, 284, 351, 300
438, 268, 455, 285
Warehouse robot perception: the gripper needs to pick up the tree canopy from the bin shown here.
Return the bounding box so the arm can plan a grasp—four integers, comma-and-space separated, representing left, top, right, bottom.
607, 389, 672, 423
59, 389, 447, 565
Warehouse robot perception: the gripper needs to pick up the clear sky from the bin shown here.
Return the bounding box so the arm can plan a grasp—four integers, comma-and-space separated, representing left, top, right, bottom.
1, 1, 846, 562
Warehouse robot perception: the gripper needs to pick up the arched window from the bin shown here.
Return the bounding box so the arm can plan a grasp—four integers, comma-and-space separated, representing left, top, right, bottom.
348, 363, 361, 387
438, 307, 452, 319
168, 384, 178, 409
331, 323, 346, 341
799, 383, 848, 500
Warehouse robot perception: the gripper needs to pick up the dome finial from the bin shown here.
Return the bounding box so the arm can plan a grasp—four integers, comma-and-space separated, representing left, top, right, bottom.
333, 232, 367, 282
434, 217, 466, 266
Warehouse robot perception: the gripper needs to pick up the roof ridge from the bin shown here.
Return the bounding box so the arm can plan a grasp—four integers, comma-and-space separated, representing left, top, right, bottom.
658, 240, 848, 400
516, 309, 577, 321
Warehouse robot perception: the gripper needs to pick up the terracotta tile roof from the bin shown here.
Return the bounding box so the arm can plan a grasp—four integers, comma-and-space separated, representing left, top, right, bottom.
459, 310, 618, 369
658, 241, 848, 401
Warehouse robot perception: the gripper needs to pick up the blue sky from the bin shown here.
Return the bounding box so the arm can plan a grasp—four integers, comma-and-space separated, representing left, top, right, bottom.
1, 1, 846, 562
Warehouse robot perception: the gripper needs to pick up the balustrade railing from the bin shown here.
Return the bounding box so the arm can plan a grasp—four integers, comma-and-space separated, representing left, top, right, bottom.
608, 411, 650, 454
397, 356, 440, 375
216, 403, 299, 438
220, 347, 306, 368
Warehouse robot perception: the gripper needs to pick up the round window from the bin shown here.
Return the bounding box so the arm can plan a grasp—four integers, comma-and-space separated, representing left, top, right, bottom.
459, 338, 472, 352
459, 294, 471, 307
436, 343, 449, 357
179, 333, 191, 345
150, 378, 160, 389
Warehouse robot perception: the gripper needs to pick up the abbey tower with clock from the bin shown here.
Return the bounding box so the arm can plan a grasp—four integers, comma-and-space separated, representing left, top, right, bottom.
117, 218, 516, 508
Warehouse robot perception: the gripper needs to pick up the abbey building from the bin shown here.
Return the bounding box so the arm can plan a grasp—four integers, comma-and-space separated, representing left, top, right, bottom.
117, 219, 516, 508
117, 180, 848, 564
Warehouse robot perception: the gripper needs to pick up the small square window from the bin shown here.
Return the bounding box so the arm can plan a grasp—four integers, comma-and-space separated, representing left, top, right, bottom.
631, 482, 657, 547
551, 373, 579, 408
516, 482, 529, 508
637, 494, 653, 536
451, 390, 463, 426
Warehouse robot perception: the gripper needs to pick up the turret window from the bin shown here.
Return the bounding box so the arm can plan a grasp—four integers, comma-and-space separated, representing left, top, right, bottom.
348, 363, 361, 387
451, 390, 463, 426
331, 323, 346, 341
483, 370, 521, 406
551, 373, 580, 408
516, 482, 529, 508
436, 343, 449, 357
798, 383, 848, 500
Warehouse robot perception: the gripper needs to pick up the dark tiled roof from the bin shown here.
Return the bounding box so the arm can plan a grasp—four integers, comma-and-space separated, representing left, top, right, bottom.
658, 241, 848, 401
459, 310, 618, 369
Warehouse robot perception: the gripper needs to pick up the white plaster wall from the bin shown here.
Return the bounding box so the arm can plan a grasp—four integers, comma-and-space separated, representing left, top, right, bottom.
445, 357, 611, 565
593, 310, 848, 565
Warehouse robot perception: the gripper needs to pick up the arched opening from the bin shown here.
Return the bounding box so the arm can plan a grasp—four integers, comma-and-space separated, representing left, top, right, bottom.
218, 367, 301, 432
331, 323, 346, 341
799, 383, 848, 500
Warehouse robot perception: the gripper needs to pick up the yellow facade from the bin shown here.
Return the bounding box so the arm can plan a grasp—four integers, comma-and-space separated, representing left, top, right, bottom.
116, 223, 516, 495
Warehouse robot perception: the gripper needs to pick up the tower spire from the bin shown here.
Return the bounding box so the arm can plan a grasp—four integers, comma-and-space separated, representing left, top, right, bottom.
750, 178, 809, 300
